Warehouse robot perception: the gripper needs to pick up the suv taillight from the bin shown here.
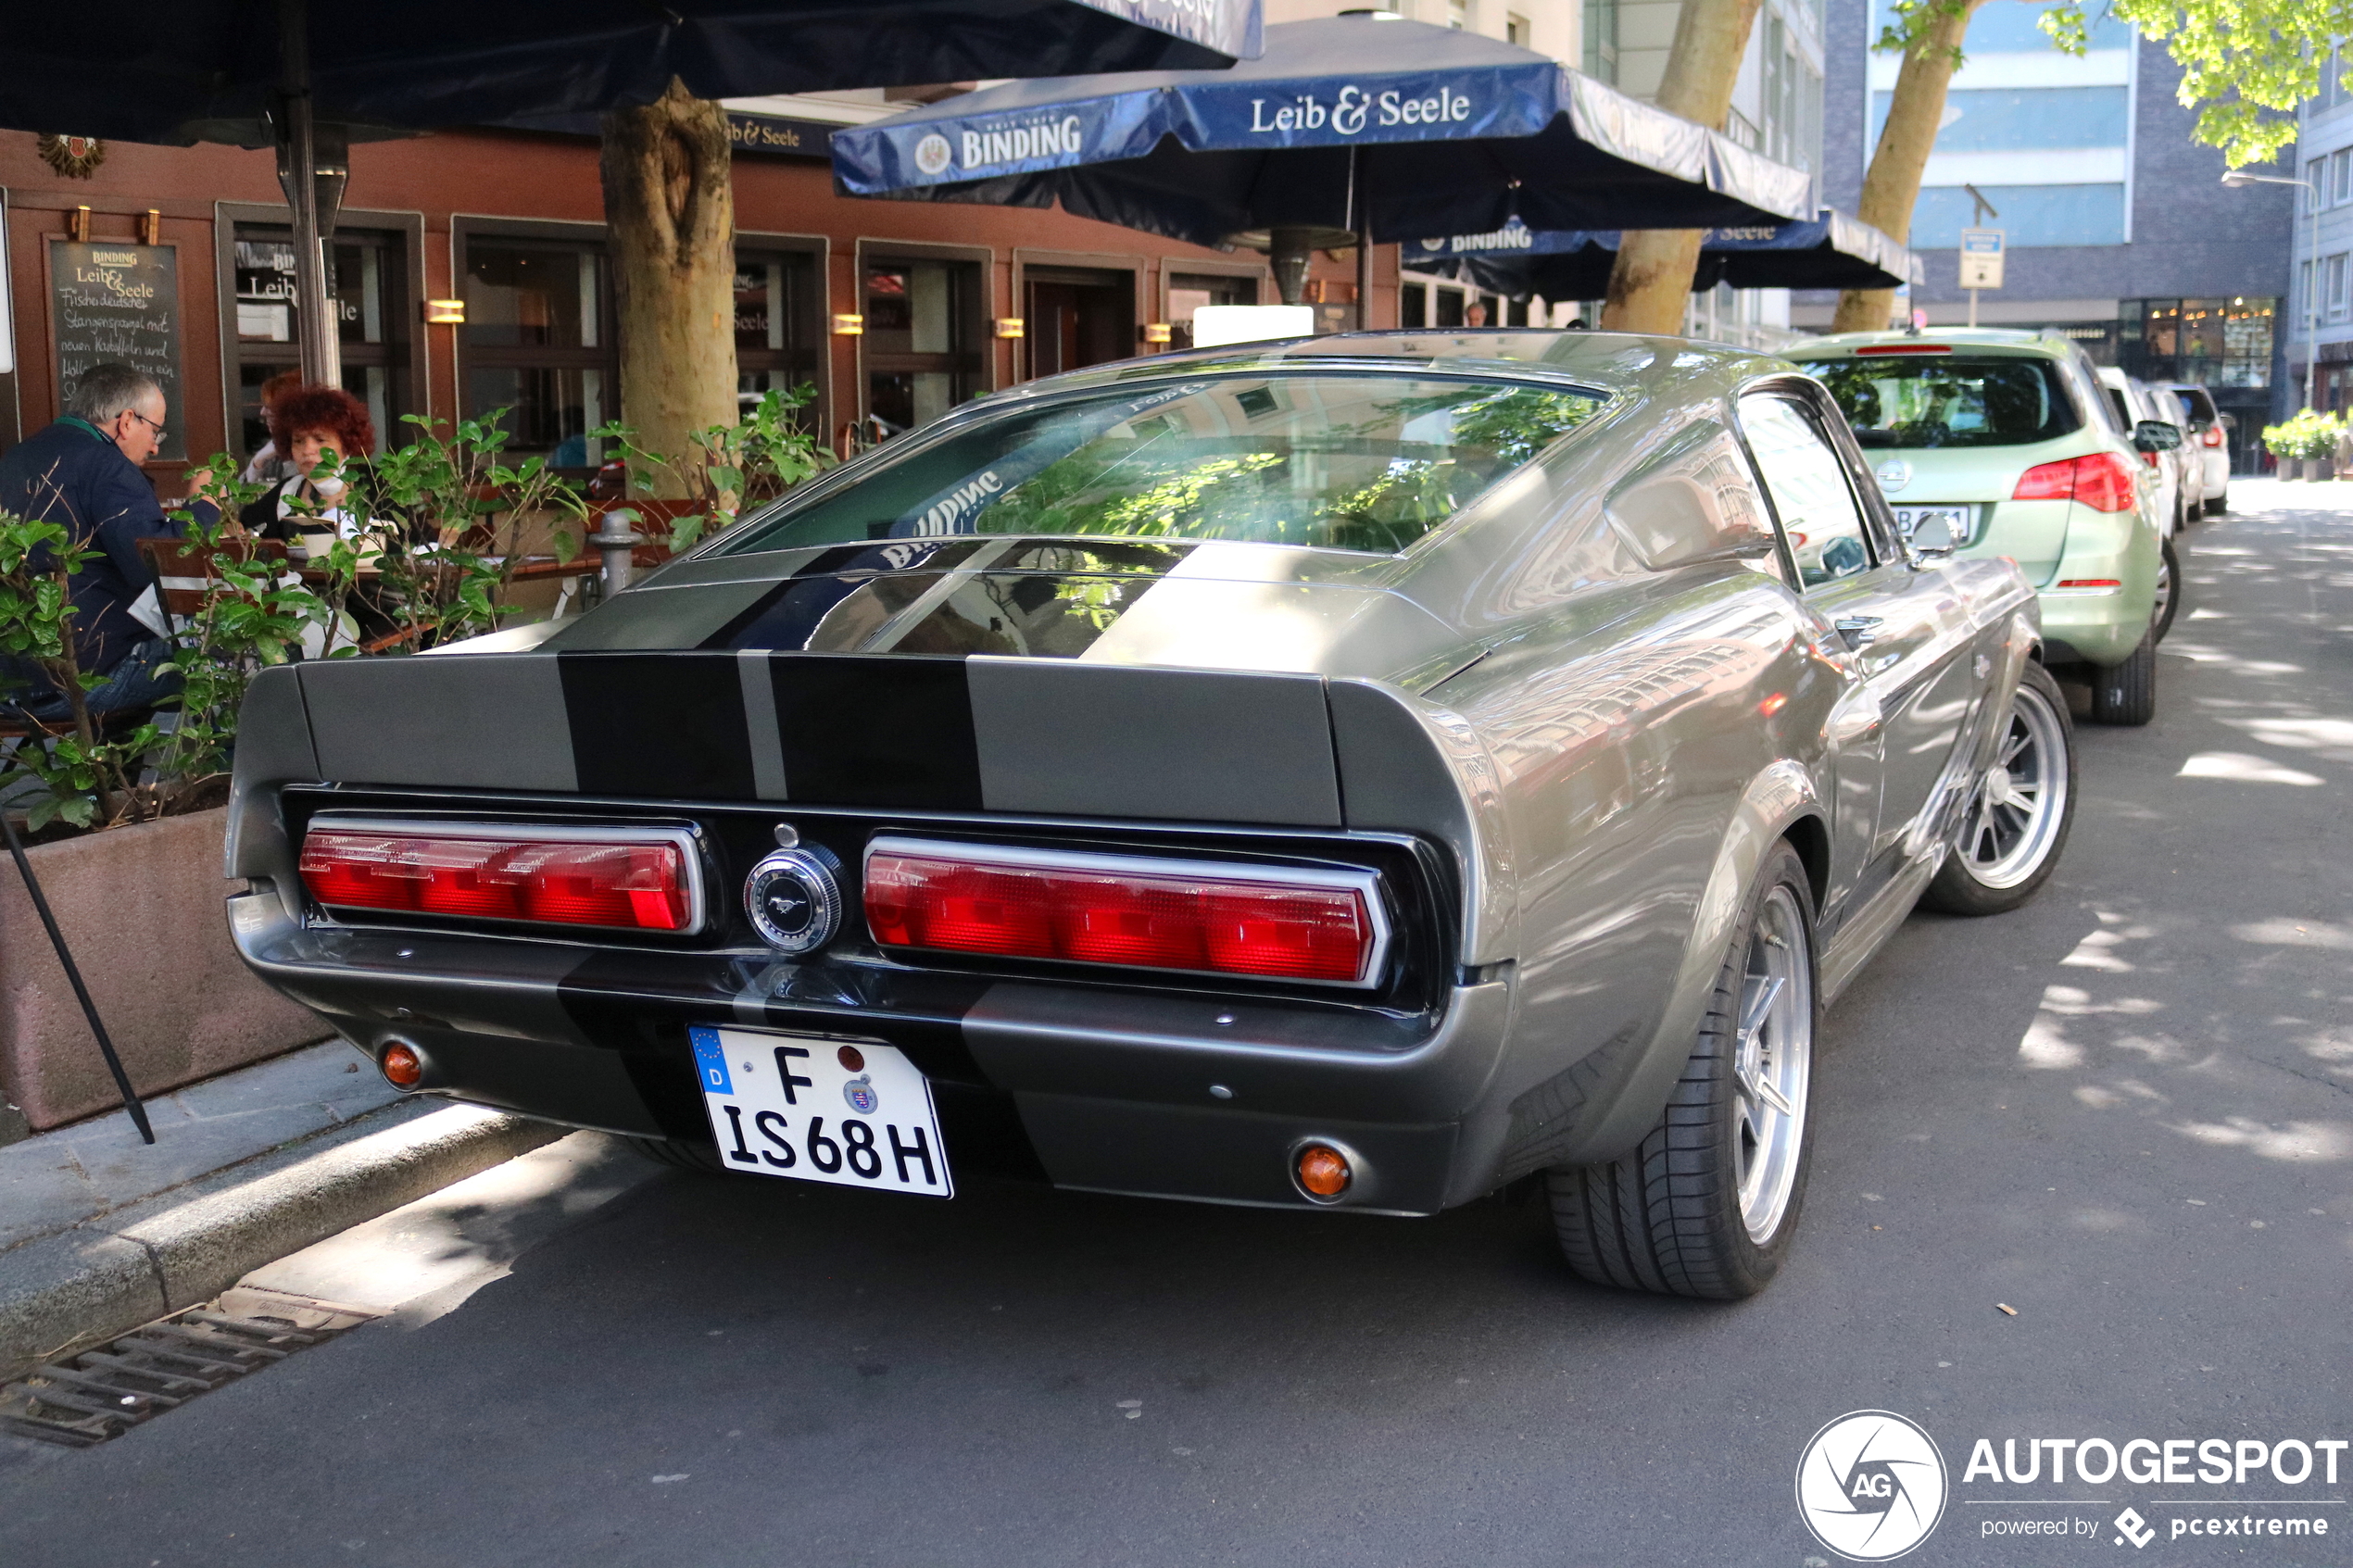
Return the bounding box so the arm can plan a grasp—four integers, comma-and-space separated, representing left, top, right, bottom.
299, 825, 697, 932
2012, 452, 2137, 513
863, 838, 1387, 986
2202, 424, 2225, 448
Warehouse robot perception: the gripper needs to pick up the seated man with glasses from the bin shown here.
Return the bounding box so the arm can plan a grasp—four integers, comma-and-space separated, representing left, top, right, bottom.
0, 361, 221, 724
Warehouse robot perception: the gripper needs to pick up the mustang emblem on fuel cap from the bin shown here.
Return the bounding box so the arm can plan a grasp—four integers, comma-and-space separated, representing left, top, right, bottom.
745, 844, 842, 955
1873, 458, 1912, 494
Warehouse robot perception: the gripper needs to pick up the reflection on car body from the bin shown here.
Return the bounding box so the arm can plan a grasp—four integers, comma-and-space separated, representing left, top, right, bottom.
227, 331, 2077, 1299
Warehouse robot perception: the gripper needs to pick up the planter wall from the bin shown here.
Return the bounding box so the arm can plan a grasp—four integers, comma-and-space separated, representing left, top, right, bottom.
0, 808, 327, 1129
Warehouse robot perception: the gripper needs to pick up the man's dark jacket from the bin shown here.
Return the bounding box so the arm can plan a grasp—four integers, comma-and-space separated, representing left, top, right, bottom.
0, 417, 192, 679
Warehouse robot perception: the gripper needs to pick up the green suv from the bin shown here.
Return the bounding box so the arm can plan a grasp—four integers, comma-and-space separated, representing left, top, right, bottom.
1787, 329, 2177, 724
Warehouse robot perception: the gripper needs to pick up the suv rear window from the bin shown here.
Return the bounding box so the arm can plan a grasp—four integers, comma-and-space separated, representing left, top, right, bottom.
1801, 356, 2082, 448
719, 374, 1604, 557
2171, 386, 2218, 426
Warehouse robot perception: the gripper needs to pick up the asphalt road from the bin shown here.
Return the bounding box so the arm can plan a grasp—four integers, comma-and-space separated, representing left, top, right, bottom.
6, 482, 2350, 1568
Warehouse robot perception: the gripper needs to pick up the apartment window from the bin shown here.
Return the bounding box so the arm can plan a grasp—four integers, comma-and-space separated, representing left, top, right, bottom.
459, 232, 614, 467
2310, 162, 2327, 213
1583, 0, 1618, 82
1448, 0, 1470, 28
2335, 149, 2353, 206
227, 223, 410, 458
2300, 260, 2315, 322
2331, 255, 2350, 323
1505, 12, 1529, 45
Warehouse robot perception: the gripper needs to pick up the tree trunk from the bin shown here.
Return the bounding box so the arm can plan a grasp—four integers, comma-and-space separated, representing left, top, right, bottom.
1831, 0, 1988, 332
1601, 0, 1767, 335
599, 79, 739, 491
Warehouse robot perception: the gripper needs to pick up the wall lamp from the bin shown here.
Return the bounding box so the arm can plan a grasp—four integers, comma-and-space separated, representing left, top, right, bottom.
995, 317, 1026, 339
423, 299, 466, 324
833, 313, 865, 335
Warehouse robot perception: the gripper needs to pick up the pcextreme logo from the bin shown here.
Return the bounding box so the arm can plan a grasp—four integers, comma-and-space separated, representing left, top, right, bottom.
1797, 1411, 1951, 1561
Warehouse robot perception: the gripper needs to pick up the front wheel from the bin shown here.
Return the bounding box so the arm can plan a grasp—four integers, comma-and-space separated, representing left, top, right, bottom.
1547, 841, 1817, 1300
1920, 660, 2077, 915
2088, 630, 2158, 726
2150, 537, 2182, 643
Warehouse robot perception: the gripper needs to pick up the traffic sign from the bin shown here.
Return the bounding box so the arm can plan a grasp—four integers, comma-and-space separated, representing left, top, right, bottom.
1958, 228, 2006, 290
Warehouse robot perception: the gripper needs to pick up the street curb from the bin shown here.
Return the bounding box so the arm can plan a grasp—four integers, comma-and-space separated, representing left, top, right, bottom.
0, 1102, 564, 1381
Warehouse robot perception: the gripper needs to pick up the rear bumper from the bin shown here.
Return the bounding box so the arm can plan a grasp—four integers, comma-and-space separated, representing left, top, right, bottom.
229, 888, 1512, 1216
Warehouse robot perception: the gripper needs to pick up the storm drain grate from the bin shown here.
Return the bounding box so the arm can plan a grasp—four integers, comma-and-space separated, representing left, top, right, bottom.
0, 1287, 380, 1447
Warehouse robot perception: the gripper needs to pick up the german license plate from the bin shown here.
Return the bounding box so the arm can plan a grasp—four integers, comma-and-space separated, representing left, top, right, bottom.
1892, 505, 1973, 546
690, 1025, 951, 1198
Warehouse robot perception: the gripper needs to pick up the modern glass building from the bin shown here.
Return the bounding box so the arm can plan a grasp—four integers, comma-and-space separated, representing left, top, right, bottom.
1806, 0, 2296, 468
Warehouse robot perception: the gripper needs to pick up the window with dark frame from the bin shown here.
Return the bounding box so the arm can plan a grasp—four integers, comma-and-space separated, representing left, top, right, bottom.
864, 256, 986, 435
735, 245, 824, 428
459, 233, 615, 468
1164, 271, 1258, 351
228, 222, 410, 458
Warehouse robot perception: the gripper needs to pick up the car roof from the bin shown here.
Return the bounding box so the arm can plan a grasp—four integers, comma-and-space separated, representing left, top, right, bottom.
1784, 327, 2074, 359
975, 328, 1785, 404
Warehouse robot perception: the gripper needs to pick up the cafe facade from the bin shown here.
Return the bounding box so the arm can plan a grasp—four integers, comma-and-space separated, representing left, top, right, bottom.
0, 107, 1391, 486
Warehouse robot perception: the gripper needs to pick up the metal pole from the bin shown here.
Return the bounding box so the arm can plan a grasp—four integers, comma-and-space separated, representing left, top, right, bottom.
1969, 288, 1978, 329
278, 0, 340, 389
0, 803, 153, 1144
1353, 149, 1374, 332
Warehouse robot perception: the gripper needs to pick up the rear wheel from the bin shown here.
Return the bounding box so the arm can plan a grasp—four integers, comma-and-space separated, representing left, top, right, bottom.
1921, 661, 2076, 915
1546, 842, 1816, 1300
2204, 489, 2228, 517
2088, 630, 2158, 726
2150, 538, 2182, 643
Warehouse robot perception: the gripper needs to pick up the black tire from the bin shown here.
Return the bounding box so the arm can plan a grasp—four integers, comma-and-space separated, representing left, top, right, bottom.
2088, 630, 2158, 726
2204, 490, 2227, 517
1920, 661, 2077, 916
1546, 841, 1817, 1300
626, 1135, 733, 1175
2150, 537, 2182, 644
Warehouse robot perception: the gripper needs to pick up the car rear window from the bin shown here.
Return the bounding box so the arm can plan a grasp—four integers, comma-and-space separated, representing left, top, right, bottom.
2171, 387, 2217, 425
1801, 356, 2082, 449
717, 374, 1604, 557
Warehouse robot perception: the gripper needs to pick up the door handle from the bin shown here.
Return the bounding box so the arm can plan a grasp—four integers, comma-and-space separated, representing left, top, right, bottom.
1833, 615, 1883, 650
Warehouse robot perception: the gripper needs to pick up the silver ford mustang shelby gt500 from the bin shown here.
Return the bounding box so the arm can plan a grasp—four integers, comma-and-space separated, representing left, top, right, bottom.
226, 331, 2076, 1299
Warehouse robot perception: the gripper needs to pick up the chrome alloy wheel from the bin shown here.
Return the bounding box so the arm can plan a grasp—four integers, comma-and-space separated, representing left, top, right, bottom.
1958, 678, 2071, 889
1733, 886, 1813, 1244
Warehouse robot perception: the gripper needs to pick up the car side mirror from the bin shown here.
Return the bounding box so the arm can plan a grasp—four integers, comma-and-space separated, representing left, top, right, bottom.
2133, 420, 2183, 452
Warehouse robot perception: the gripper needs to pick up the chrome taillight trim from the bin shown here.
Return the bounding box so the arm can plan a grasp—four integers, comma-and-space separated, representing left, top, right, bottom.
861, 834, 1392, 988
299, 814, 710, 935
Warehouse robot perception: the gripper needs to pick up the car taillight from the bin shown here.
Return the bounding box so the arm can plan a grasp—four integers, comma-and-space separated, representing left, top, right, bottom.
863, 839, 1386, 986
298, 827, 696, 932
2202, 425, 2225, 448
2011, 452, 2137, 513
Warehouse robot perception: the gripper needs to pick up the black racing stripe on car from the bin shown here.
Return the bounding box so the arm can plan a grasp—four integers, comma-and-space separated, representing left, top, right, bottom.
700, 580, 796, 649
560, 652, 758, 800
767, 654, 984, 809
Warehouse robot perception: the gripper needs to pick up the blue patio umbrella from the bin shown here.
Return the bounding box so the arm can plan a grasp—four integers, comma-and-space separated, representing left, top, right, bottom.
0, 0, 1263, 384
831, 12, 1811, 305
1403, 212, 1922, 302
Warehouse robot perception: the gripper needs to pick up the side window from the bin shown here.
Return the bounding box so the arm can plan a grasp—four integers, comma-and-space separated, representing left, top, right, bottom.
1741, 395, 1873, 589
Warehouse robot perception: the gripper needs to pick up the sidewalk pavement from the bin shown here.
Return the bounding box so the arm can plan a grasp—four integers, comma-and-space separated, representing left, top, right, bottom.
0, 1040, 565, 1380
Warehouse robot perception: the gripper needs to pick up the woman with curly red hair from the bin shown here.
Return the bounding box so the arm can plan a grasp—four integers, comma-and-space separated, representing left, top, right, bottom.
242, 383, 376, 541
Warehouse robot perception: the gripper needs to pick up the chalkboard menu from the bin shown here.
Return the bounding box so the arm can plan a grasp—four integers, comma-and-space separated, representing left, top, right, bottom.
47, 240, 185, 461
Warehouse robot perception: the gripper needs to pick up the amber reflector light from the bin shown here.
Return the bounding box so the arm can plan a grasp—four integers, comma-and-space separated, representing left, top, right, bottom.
381, 1043, 422, 1087
1296, 1145, 1352, 1198
865, 847, 1378, 984
299, 829, 691, 932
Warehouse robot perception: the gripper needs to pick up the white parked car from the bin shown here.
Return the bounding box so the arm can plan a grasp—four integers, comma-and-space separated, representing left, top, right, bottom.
2162, 383, 2232, 514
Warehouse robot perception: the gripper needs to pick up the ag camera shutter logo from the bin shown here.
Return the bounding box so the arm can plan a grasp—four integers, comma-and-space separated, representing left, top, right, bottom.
1796, 1411, 1949, 1561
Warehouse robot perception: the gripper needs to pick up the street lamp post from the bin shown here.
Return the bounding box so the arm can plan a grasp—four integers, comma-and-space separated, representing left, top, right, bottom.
2222, 168, 2321, 412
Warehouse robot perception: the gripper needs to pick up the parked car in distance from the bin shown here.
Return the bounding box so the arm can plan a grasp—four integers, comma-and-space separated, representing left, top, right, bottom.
2096, 366, 2198, 532
2163, 383, 2233, 513
227, 331, 2077, 1302
1789, 328, 2177, 721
